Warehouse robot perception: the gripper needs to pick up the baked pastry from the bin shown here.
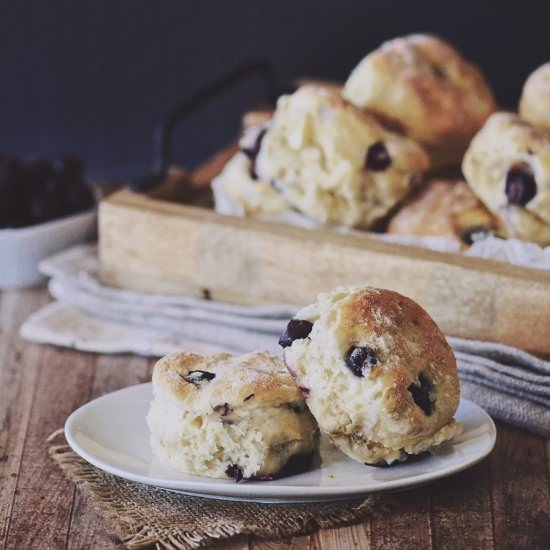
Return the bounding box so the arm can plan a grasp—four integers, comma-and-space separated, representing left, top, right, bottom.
387, 178, 501, 247
280, 287, 461, 466
211, 121, 292, 218
211, 152, 291, 218
519, 63, 550, 132
254, 85, 430, 228
343, 34, 496, 169
147, 350, 319, 481
462, 112, 550, 246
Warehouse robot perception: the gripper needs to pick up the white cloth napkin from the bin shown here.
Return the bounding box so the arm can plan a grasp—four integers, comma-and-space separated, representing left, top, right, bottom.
20, 244, 550, 437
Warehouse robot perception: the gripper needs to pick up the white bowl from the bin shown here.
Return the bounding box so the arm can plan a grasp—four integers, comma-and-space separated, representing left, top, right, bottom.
0, 209, 97, 289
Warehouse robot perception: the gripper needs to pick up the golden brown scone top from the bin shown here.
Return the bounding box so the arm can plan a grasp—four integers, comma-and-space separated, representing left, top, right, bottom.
339, 288, 460, 424
152, 350, 304, 409
343, 34, 496, 168
388, 178, 502, 246
519, 63, 550, 133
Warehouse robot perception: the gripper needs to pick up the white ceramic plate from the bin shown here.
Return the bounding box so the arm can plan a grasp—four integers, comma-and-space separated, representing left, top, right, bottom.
65, 383, 496, 503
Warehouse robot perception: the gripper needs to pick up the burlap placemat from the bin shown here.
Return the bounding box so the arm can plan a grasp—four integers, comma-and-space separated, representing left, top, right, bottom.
49, 435, 387, 549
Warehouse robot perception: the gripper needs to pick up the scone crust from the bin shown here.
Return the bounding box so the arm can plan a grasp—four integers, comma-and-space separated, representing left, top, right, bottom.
284, 287, 461, 465
519, 63, 550, 132
148, 351, 319, 480
152, 350, 305, 408
255, 85, 429, 228
343, 34, 496, 167
387, 178, 501, 246
462, 112, 550, 245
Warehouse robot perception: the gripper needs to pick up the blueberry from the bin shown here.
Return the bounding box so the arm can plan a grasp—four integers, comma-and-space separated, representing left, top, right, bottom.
408, 372, 434, 415
345, 346, 378, 377
279, 319, 313, 348
183, 370, 216, 385
460, 225, 492, 245
43, 173, 69, 195
505, 165, 537, 205
431, 64, 446, 80
61, 154, 85, 182
28, 190, 63, 225
365, 142, 391, 171
285, 402, 307, 413
28, 159, 55, 187
241, 128, 266, 162
63, 183, 95, 214
225, 463, 244, 482
213, 402, 233, 416
0, 155, 26, 187
250, 451, 315, 481
241, 128, 266, 180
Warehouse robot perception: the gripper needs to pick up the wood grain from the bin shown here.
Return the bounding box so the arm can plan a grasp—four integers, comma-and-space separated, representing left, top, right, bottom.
65, 354, 152, 550
0, 290, 48, 548
99, 190, 550, 353
430, 460, 494, 548
489, 423, 550, 550
312, 524, 370, 550
370, 488, 432, 550
4, 345, 96, 549
251, 536, 312, 549
1, 288, 549, 550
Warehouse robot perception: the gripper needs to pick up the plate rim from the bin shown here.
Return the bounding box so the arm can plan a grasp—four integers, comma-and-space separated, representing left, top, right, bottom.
64, 382, 497, 500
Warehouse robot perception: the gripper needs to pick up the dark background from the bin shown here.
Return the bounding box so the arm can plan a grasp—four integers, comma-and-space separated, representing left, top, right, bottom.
1, 1, 549, 181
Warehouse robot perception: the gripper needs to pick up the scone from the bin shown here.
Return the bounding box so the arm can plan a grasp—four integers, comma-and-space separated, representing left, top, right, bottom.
211, 121, 293, 218
462, 112, 550, 246
387, 178, 502, 247
280, 287, 461, 466
343, 34, 496, 169
519, 63, 550, 132
254, 85, 430, 228
211, 152, 292, 218
147, 350, 319, 481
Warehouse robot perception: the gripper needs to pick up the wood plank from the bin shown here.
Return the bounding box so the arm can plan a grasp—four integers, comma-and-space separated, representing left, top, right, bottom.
430, 460, 494, 549
210, 535, 251, 549
489, 422, 550, 550
66, 354, 152, 550
99, 190, 550, 353
251, 536, 311, 549
369, 488, 432, 549
0, 289, 48, 549
311, 523, 370, 550
4, 346, 97, 550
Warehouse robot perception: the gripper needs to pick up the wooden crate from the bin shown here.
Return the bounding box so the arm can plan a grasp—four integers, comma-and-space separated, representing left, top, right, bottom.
99, 179, 550, 354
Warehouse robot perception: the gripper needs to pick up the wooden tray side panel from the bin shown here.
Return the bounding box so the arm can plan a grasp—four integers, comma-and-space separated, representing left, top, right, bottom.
99, 191, 550, 353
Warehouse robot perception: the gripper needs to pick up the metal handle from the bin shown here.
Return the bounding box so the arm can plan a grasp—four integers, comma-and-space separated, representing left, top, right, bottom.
152, 59, 279, 174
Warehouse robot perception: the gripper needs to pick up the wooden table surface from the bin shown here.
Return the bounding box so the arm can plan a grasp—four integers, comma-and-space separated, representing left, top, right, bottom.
1, 288, 549, 550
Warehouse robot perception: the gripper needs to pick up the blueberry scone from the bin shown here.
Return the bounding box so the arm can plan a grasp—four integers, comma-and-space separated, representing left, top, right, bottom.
519, 63, 550, 132
388, 178, 502, 247
147, 350, 319, 481
214, 85, 429, 228
343, 34, 496, 169
462, 112, 550, 246
252, 85, 430, 228
280, 287, 461, 466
